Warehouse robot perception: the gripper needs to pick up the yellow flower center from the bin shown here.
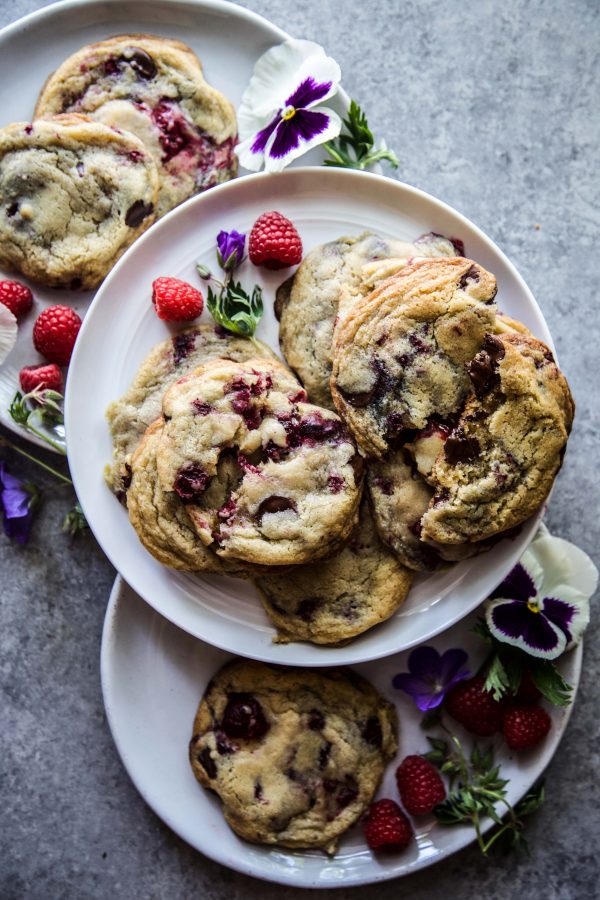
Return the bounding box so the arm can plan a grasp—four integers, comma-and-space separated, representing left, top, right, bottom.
281, 105, 296, 121
527, 600, 541, 613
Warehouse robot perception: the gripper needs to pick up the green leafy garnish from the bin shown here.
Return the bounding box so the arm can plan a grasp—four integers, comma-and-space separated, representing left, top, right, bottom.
206, 280, 264, 341
63, 502, 88, 537
9, 388, 66, 454
426, 733, 545, 855
323, 100, 398, 171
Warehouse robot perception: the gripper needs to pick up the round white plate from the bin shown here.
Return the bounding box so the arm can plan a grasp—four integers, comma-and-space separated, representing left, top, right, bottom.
101, 575, 581, 888
68, 166, 552, 665
0, 0, 344, 449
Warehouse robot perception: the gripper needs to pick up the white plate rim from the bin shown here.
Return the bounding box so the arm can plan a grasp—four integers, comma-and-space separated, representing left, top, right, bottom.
66, 164, 553, 666
100, 573, 583, 888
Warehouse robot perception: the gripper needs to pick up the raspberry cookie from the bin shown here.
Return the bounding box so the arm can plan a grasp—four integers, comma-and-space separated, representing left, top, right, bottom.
0, 115, 158, 289
155, 358, 363, 566
277, 232, 458, 408
105, 324, 277, 498
36, 34, 237, 216
127, 420, 228, 573
331, 257, 498, 457
255, 500, 412, 643
189, 659, 397, 852
420, 331, 574, 543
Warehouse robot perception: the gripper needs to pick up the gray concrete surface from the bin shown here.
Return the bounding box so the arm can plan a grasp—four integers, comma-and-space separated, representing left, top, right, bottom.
1, 0, 599, 897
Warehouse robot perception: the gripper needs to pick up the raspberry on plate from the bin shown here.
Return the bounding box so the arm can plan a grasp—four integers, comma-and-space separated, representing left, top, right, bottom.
503, 705, 551, 750
363, 799, 413, 852
0, 279, 33, 320
395, 755, 446, 815
248, 211, 302, 270
33, 306, 82, 366
19, 364, 63, 394
445, 676, 505, 736
152, 277, 204, 322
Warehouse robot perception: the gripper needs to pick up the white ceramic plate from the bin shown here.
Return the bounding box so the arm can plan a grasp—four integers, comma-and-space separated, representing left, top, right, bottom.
0, 0, 344, 449
67, 166, 552, 665
101, 575, 581, 888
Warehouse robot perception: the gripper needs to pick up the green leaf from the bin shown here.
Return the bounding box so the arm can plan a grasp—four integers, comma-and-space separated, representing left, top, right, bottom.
63, 502, 88, 537
484, 653, 510, 701
530, 660, 572, 706
9, 391, 29, 426
323, 100, 398, 171
206, 281, 264, 339
515, 781, 545, 818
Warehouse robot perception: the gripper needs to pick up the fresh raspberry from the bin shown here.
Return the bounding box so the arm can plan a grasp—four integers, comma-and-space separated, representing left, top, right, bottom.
248, 211, 302, 270
503, 705, 551, 750
445, 676, 505, 736
19, 364, 63, 394
0, 279, 33, 320
395, 755, 446, 815
363, 799, 413, 852
33, 306, 82, 366
514, 671, 542, 705
152, 277, 204, 322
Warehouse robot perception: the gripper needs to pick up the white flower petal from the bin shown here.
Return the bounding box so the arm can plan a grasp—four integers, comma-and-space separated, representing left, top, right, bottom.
0, 303, 18, 365
540, 582, 591, 650
263, 106, 342, 173
517, 545, 545, 595
237, 39, 337, 133
234, 131, 266, 172
284, 54, 342, 109
534, 534, 599, 598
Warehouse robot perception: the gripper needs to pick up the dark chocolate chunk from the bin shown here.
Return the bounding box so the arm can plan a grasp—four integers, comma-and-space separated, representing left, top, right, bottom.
197, 747, 217, 779
444, 430, 481, 464
126, 48, 157, 79
125, 199, 154, 227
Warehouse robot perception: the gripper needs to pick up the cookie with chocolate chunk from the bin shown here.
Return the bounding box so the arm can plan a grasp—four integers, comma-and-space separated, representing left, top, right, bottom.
189, 659, 397, 853
255, 500, 412, 644
35, 34, 237, 216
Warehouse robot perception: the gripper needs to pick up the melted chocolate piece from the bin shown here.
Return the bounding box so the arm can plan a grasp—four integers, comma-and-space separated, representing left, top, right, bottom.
297, 598, 319, 622
7, 202, 18, 217
126, 48, 157, 79
458, 264, 481, 289
257, 496, 297, 518
197, 746, 217, 779
125, 199, 154, 227
221, 693, 269, 739
444, 429, 481, 464
362, 716, 383, 748
308, 709, 325, 731
466, 333, 506, 397
318, 741, 332, 769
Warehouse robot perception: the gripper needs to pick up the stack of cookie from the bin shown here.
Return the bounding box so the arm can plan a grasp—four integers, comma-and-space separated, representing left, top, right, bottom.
0, 35, 237, 289
106, 236, 574, 650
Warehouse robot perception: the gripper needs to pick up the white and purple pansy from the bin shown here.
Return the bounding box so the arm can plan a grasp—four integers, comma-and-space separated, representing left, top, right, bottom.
485, 528, 598, 660
236, 39, 342, 173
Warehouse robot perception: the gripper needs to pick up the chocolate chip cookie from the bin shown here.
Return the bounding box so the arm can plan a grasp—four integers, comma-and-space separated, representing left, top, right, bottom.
105, 324, 277, 498
0, 114, 158, 288
255, 500, 412, 643
156, 358, 363, 566
36, 34, 237, 216
420, 331, 575, 543
331, 257, 498, 457
277, 231, 458, 408
189, 659, 397, 853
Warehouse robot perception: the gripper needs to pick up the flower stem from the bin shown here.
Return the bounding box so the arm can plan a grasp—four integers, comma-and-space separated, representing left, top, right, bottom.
0, 437, 73, 485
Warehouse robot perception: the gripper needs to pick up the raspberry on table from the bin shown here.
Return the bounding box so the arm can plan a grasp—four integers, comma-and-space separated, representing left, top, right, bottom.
503, 705, 551, 750
19, 364, 63, 394
395, 755, 446, 815
0, 279, 33, 320
248, 211, 302, 270
363, 798, 413, 852
33, 305, 82, 366
152, 276, 204, 322
445, 676, 505, 736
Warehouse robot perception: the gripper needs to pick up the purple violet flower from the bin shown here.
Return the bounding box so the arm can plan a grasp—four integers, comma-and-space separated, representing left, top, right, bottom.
0, 461, 39, 544
392, 646, 471, 712
484, 531, 597, 660
216, 229, 246, 272
236, 40, 342, 173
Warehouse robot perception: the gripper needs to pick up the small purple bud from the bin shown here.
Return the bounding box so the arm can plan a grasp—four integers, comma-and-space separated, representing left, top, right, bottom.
216, 229, 246, 272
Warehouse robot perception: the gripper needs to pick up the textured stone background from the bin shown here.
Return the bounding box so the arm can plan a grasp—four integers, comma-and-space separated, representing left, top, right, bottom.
1, 0, 599, 897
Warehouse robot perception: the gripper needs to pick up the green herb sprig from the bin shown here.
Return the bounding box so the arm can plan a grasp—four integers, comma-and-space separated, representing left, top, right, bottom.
473, 619, 573, 707
9, 387, 66, 454
206, 280, 264, 341
323, 100, 398, 171
423, 728, 545, 855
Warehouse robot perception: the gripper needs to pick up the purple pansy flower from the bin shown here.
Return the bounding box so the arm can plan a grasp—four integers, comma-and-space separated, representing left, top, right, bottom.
216, 229, 246, 272
485, 528, 597, 660
392, 646, 471, 711
236, 40, 342, 173
0, 461, 39, 544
